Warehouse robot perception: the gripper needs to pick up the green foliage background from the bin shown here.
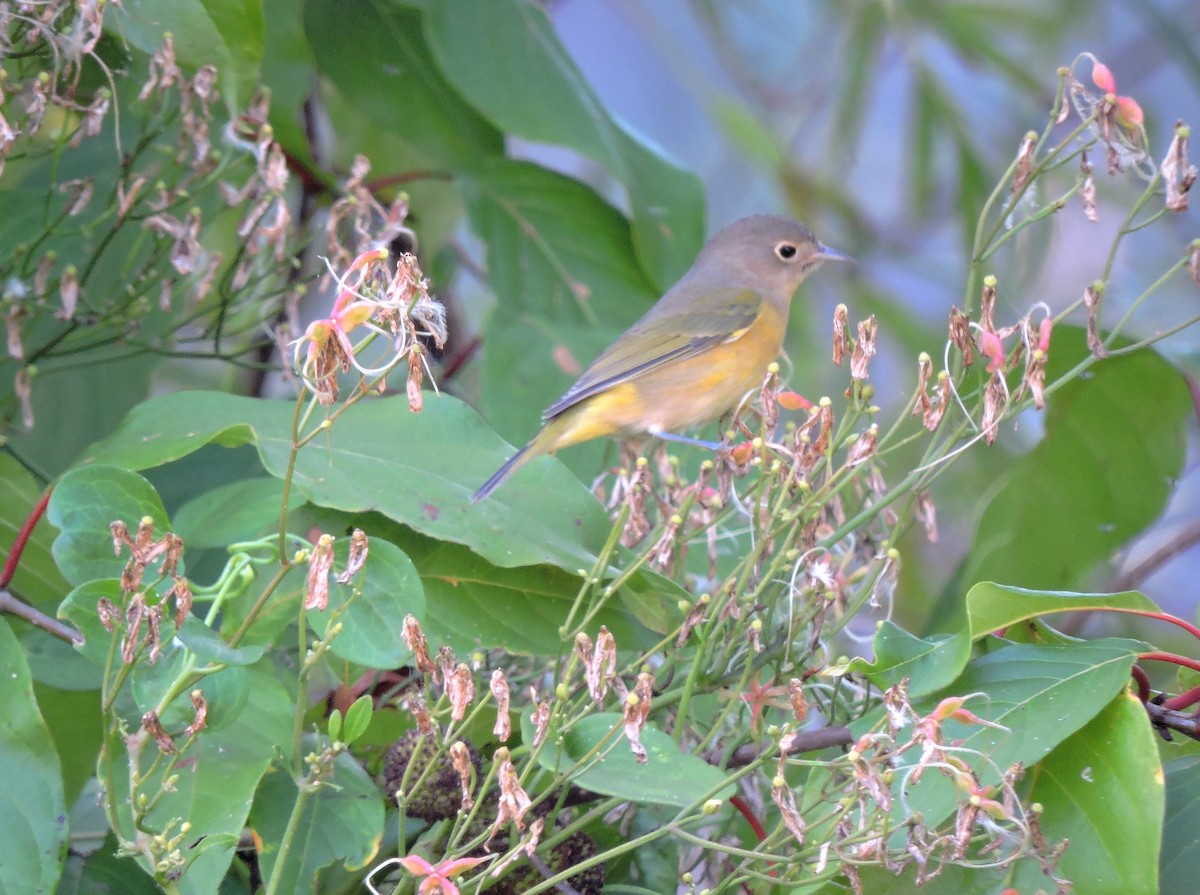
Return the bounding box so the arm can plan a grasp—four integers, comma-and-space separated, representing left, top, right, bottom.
1, 1, 1199, 894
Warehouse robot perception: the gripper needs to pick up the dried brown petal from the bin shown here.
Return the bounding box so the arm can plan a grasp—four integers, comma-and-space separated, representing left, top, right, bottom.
924, 371, 950, 431
1083, 282, 1107, 357
622, 672, 653, 764
183, 690, 208, 738
449, 740, 476, 811
336, 528, 368, 584
948, 307, 975, 366
142, 710, 176, 753
446, 662, 475, 722
832, 303, 850, 366
849, 316, 877, 381
771, 777, 806, 845
979, 276, 997, 334
1162, 121, 1197, 212
402, 614, 437, 679
490, 747, 532, 840
980, 375, 1007, 445
845, 425, 878, 468
406, 692, 435, 737
529, 688, 551, 747
14, 367, 33, 429
304, 534, 334, 611
97, 597, 121, 632
1012, 131, 1037, 195
490, 669, 511, 742
1080, 151, 1098, 222
788, 678, 808, 724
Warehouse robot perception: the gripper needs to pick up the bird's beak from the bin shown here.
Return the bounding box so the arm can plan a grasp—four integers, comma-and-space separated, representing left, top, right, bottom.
817, 243, 855, 264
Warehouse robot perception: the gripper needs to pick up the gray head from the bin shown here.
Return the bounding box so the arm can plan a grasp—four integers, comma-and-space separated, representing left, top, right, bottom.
692, 214, 851, 298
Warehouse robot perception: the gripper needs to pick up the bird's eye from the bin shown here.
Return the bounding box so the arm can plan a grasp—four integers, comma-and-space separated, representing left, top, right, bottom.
775, 242, 798, 261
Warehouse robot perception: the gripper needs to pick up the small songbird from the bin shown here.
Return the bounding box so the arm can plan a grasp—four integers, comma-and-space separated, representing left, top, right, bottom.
472, 214, 851, 501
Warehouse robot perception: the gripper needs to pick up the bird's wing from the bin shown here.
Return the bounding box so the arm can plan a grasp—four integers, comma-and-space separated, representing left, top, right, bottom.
543, 287, 763, 421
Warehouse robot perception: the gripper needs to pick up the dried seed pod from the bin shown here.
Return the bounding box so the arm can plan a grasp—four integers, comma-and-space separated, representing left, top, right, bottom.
382, 730, 481, 821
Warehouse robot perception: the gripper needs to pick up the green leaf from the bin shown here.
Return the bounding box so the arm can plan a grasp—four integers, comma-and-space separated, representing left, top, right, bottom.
105, 0, 265, 111
0, 619, 67, 895
176, 617, 267, 666
100, 668, 292, 894
83, 391, 616, 573
248, 737, 384, 891
302, 0, 502, 166
58, 580, 131, 669
887, 639, 1144, 826
56, 834, 161, 895
424, 0, 704, 289
406, 533, 666, 654
1009, 691, 1162, 895
342, 695, 373, 745
32, 683, 102, 807
851, 584, 1160, 696
47, 466, 171, 587
525, 711, 732, 808
0, 454, 68, 609
310, 537, 425, 669
958, 332, 1189, 590
171, 476, 302, 549
1161, 755, 1200, 894
467, 160, 660, 450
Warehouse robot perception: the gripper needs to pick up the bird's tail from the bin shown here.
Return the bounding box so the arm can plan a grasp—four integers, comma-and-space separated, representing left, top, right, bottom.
471, 442, 536, 502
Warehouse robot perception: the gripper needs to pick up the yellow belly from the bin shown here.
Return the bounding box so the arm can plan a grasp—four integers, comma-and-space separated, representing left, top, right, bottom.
537, 306, 786, 453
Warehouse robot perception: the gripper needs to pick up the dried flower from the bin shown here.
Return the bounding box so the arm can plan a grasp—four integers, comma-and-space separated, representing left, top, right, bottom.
1162, 122, 1197, 212
849, 316, 877, 381
948, 307, 975, 366
490, 669, 511, 742
832, 303, 850, 365
336, 528, 368, 583
304, 534, 335, 611
449, 741, 476, 811
622, 672, 653, 764
183, 690, 208, 738
1012, 131, 1037, 195
402, 614, 438, 680
446, 663, 475, 722
142, 710, 176, 753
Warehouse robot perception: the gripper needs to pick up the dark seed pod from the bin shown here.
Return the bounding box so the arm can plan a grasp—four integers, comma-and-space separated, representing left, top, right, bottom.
490, 831, 603, 895
382, 730, 480, 821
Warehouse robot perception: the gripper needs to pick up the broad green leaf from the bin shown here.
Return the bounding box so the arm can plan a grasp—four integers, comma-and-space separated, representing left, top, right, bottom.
4, 355, 159, 480
1009, 691, 1162, 895
310, 538, 425, 669
104, 0, 265, 111
0, 619, 67, 895
83, 391, 616, 573
958, 332, 1189, 591
32, 684, 102, 807
302, 0, 502, 165
47, 466, 171, 587
176, 616, 267, 666
55, 834, 160, 895
0, 454, 68, 609
100, 668, 292, 894
248, 736, 384, 892
171, 476, 302, 549
58, 580, 127, 668
851, 585, 1160, 696
887, 639, 1144, 826
1161, 755, 1200, 894
405, 533, 666, 654
467, 160, 660, 449
525, 711, 732, 808
424, 0, 704, 289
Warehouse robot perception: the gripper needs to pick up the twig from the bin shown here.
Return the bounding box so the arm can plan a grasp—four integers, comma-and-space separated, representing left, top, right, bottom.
0, 589, 83, 644
719, 725, 854, 768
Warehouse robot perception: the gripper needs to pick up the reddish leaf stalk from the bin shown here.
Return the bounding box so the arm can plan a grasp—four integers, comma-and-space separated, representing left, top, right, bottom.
0, 485, 53, 588
1138, 651, 1200, 674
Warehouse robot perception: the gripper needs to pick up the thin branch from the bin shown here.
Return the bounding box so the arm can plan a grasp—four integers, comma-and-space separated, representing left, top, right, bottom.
0, 589, 83, 644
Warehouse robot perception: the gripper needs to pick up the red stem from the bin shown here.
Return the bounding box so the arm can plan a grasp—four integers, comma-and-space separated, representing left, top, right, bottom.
1162, 684, 1200, 712
1129, 665, 1151, 702
1, 485, 53, 588
1098, 606, 1200, 642
1138, 651, 1200, 674
730, 794, 766, 842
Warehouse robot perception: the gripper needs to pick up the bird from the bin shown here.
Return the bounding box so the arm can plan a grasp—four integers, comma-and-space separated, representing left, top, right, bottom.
472, 214, 851, 501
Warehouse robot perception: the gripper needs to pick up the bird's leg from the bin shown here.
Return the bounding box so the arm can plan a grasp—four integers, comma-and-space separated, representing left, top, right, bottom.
653, 430, 724, 451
